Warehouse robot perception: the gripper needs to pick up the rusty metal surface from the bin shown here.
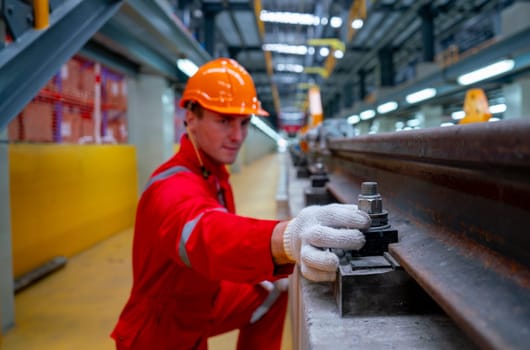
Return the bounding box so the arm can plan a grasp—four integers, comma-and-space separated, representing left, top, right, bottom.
329, 118, 530, 169
325, 119, 530, 350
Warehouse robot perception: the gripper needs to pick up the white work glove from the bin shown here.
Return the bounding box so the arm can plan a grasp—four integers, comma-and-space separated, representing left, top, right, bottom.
283, 203, 371, 282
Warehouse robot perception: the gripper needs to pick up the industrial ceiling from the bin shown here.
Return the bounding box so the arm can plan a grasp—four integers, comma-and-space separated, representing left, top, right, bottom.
165, 0, 527, 132
1, 0, 530, 134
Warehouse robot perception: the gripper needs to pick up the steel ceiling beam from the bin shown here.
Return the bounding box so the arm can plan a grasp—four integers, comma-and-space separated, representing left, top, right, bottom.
123, 0, 210, 67
96, 20, 181, 80
0, 0, 125, 131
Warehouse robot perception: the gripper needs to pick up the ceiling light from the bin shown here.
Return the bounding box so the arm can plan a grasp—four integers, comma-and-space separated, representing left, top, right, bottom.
360, 109, 376, 120
251, 115, 280, 141
308, 47, 315, 55
351, 19, 363, 29
376, 101, 398, 114
330, 16, 343, 28
177, 59, 198, 77
319, 47, 330, 57
451, 110, 465, 120
405, 88, 437, 104
457, 59, 515, 86
334, 50, 344, 59
262, 43, 308, 55
320, 17, 328, 25
259, 10, 320, 26
440, 122, 455, 127
347, 115, 360, 124
395, 121, 405, 130
276, 63, 304, 73
489, 117, 501, 122
407, 118, 421, 127
489, 103, 507, 114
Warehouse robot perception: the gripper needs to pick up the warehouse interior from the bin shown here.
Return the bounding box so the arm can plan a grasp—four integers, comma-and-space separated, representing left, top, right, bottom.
1, 0, 530, 349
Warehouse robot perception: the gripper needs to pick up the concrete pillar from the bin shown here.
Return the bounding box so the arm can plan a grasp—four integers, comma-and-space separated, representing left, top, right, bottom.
500, 1, 530, 121
377, 115, 401, 133
127, 74, 175, 192
357, 121, 371, 135
418, 105, 444, 129
0, 127, 15, 333
501, 1, 530, 37
503, 77, 530, 120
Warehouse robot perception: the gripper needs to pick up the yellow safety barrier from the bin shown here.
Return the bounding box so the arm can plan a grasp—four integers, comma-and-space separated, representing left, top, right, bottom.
9, 144, 138, 277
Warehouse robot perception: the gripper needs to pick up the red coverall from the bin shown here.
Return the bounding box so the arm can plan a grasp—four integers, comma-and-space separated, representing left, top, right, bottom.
111, 134, 293, 349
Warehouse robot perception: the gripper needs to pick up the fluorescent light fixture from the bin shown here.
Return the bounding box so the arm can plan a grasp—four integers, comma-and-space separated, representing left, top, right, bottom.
319, 47, 330, 57
177, 59, 198, 77
251, 115, 281, 142
260, 10, 320, 25
440, 122, 455, 127
330, 16, 343, 28
489, 117, 501, 122
457, 59, 515, 86
489, 103, 507, 114
451, 110, 465, 120
262, 43, 308, 55
351, 19, 363, 29
334, 50, 344, 59
406, 88, 437, 104
347, 115, 360, 124
376, 101, 398, 114
407, 118, 421, 127
277, 138, 289, 152
360, 109, 376, 120
276, 63, 304, 73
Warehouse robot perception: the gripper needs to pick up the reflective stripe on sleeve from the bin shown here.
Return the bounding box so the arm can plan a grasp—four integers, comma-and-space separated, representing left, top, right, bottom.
250, 285, 283, 324
179, 207, 227, 267
144, 166, 192, 192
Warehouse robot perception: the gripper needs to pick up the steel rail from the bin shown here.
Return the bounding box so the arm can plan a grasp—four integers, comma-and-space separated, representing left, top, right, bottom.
325, 118, 530, 350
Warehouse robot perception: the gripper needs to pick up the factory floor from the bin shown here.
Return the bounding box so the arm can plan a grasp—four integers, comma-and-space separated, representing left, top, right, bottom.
1, 151, 292, 350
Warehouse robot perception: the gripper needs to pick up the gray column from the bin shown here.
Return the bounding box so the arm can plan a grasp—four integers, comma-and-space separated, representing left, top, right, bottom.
419, 105, 444, 129
501, 1, 530, 37
503, 77, 530, 120
127, 74, 175, 192
0, 127, 15, 333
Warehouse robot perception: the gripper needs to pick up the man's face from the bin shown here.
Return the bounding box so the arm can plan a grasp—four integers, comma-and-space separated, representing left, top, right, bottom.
186, 108, 251, 165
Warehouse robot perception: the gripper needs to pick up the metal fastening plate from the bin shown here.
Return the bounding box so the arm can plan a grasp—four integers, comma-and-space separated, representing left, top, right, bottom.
2, 0, 34, 40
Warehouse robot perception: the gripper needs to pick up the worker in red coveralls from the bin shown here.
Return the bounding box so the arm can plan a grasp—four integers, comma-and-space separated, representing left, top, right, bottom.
111, 58, 371, 350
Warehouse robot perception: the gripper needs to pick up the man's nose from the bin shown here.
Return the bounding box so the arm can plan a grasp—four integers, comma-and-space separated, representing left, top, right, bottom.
229, 122, 244, 141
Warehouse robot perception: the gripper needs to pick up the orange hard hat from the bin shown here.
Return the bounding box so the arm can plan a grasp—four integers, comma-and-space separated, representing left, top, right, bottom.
180, 57, 269, 116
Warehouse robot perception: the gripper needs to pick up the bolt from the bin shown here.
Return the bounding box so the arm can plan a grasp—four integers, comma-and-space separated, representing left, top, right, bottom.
358, 182, 383, 214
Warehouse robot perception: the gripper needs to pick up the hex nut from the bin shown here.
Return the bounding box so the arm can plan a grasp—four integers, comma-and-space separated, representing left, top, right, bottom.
358, 196, 383, 214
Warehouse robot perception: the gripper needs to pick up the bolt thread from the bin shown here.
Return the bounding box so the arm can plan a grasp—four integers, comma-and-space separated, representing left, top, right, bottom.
361, 182, 378, 196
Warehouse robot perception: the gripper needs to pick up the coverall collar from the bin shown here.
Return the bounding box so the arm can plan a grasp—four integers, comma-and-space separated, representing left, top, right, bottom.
179, 134, 230, 181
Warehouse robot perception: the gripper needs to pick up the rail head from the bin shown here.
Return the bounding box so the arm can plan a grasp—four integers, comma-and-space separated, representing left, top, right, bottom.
324, 119, 530, 350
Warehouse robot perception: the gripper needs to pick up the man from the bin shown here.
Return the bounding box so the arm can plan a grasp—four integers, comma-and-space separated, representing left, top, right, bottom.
111, 58, 370, 349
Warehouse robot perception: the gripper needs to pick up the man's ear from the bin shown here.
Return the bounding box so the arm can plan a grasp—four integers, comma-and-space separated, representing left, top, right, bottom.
184, 109, 195, 129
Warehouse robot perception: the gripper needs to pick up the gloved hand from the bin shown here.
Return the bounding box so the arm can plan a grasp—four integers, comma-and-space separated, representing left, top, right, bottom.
283, 203, 371, 282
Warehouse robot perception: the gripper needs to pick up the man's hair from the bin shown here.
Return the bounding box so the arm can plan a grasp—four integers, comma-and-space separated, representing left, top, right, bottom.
186, 101, 204, 118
